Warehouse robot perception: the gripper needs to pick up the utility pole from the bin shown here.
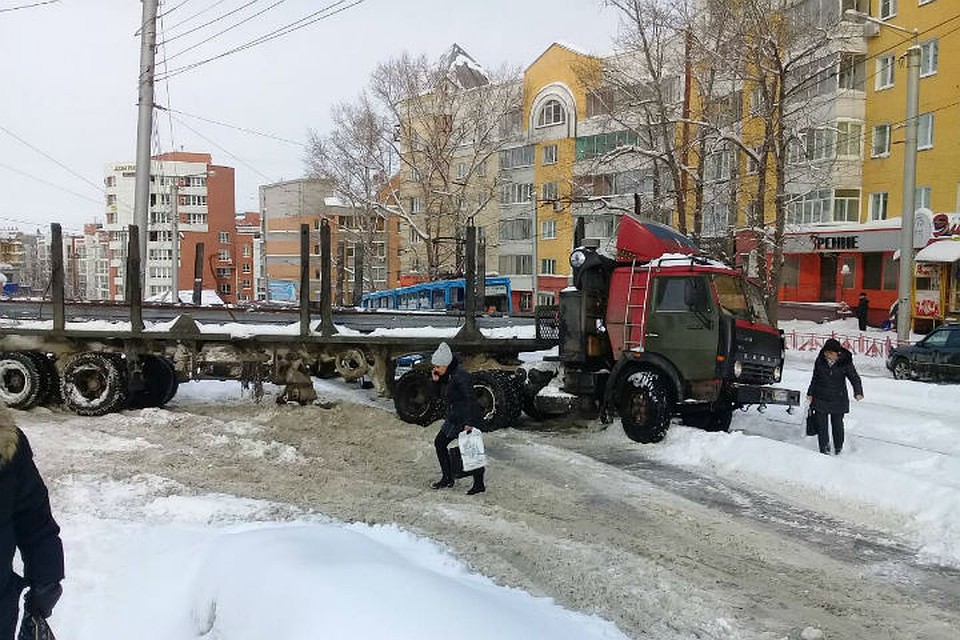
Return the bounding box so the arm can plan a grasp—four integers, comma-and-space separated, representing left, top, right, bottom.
531, 187, 538, 314
897, 42, 920, 344
133, 0, 159, 300
170, 181, 179, 301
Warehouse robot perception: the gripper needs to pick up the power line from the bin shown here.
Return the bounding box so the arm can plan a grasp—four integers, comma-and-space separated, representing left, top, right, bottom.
0, 123, 108, 197
169, 113, 274, 180
0, 160, 106, 206
161, 0, 260, 44
0, 0, 58, 14
158, 106, 306, 146
163, 0, 231, 34
165, 0, 288, 61
156, 0, 365, 81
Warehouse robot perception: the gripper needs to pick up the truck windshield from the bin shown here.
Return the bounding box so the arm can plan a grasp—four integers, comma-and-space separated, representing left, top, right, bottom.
713, 275, 753, 321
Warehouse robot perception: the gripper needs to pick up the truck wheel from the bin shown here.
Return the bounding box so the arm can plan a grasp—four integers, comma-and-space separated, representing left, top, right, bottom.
26, 352, 61, 406
335, 349, 370, 382
394, 369, 442, 426
61, 352, 128, 416
128, 356, 178, 409
891, 358, 911, 380
0, 352, 43, 410
472, 370, 521, 431
618, 370, 673, 444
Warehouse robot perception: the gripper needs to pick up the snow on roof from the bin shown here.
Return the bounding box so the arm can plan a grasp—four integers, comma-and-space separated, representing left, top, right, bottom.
146, 289, 226, 306
442, 44, 490, 89
553, 41, 593, 57
916, 239, 960, 263
785, 218, 902, 235
644, 253, 730, 269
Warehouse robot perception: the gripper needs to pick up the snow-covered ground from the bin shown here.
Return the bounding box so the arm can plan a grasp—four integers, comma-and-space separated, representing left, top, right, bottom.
11, 317, 960, 639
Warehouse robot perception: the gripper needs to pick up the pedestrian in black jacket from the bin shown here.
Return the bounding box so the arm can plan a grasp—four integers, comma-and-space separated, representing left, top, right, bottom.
0, 403, 64, 640
806, 338, 864, 455
856, 292, 869, 332
429, 342, 486, 494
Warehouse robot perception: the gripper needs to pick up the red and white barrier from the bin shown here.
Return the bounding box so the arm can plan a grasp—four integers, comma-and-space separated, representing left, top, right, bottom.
781, 330, 910, 359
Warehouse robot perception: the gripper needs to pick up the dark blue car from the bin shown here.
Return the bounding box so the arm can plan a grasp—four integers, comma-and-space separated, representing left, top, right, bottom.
886, 323, 960, 382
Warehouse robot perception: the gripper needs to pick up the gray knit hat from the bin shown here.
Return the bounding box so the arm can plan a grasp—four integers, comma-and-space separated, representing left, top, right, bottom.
431, 342, 453, 367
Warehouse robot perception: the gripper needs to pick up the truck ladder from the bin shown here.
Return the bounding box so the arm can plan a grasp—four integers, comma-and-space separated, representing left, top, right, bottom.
622, 260, 651, 352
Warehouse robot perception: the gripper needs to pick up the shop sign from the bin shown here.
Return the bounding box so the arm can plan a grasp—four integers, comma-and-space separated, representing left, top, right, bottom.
932, 213, 960, 239
914, 290, 941, 318
783, 230, 897, 254
485, 284, 508, 296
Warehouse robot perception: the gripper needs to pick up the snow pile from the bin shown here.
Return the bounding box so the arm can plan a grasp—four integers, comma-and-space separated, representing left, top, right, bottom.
45, 475, 627, 640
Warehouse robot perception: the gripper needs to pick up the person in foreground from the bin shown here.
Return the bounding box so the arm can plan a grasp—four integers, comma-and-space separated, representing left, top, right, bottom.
430, 342, 486, 494
0, 402, 64, 640
806, 338, 863, 455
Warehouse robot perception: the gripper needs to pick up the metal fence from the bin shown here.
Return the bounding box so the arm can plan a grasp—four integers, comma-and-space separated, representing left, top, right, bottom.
781, 330, 909, 359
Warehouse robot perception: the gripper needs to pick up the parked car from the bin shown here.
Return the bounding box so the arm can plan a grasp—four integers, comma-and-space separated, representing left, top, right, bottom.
886, 323, 960, 382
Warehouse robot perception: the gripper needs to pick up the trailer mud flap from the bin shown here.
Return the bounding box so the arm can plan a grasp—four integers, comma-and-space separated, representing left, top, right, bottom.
734, 385, 800, 406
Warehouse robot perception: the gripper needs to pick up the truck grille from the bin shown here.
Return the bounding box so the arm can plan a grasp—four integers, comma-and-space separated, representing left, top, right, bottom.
739, 361, 778, 385
535, 305, 561, 343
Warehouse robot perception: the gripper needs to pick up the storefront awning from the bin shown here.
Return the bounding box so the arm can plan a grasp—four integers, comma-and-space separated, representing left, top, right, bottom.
916, 241, 960, 263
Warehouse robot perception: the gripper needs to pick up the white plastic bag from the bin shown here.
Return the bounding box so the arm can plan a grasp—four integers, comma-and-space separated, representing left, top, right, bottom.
458, 428, 486, 472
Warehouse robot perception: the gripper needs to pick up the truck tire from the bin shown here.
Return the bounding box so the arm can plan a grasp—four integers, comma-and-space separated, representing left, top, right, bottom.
618, 370, 673, 444
128, 356, 178, 409
394, 369, 443, 426
26, 352, 61, 406
61, 352, 128, 416
0, 352, 43, 410
472, 370, 521, 431
335, 349, 370, 382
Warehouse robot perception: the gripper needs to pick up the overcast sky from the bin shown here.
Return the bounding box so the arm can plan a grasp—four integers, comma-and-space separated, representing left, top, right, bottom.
0, 0, 620, 235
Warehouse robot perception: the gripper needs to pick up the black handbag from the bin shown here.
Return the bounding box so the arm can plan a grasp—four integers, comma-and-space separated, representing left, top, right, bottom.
805, 408, 818, 436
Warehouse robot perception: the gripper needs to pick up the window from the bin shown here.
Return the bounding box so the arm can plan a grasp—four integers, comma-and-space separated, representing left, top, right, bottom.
540, 181, 558, 202
838, 53, 865, 91
586, 89, 614, 117
456, 163, 467, 179
540, 258, 556, 275
915, 186, 932, 210
241, 279, 252, 289
654, 277, 711, 313
869, 192, 889, 220
105, 176, 116, 188
215, 267, 230, 278
872, 124, 891, 157
498, 254, 532, 275
541, 220, 557, 239
218, 231, 229, 244
787, 189, 832, 225
920, 39, 939, 76
836, 121, 862, 157
918, 113, 934, 150
750, 85, 765, 115
180, 194, 207, 207
500, 145, 534, 169
879, 0, 897, 19
746, 147, 762, 175
410, 197, 423, 213
704, 148, 733, 182
500, 183, 534, 205
218, 283, 232, 295
834, 189, 861, 222
537, 99, 566, 127
476, 161, 486, 177
575, 131, 640, 160
408, 225, 418, 243
499, 109, 522, 138
242, 263, 251, 274
799, 127, 835, 162
498, 218, 532, 241
702, 203, 729, 238
542, 144, 558, 165
876, 55, 895, 90
218, 249, 230, 261
242, 245, 251, 258
882, 254, 898, 291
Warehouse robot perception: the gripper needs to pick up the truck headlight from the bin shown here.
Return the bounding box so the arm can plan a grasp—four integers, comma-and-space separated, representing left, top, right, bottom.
773, 366, 781, 381
570, 250, 586, 268
733, 360, 743, 378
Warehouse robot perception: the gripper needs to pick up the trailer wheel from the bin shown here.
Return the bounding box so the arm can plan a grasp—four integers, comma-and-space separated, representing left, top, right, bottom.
26, 352, 61, 406
128, 356, 178, 409
472, 370, 521, 431
61, 352, 128, 416
618, 370, 673, 444
0, 352, 43, 410
335, 349, 369, 382
393, 369, 443, 426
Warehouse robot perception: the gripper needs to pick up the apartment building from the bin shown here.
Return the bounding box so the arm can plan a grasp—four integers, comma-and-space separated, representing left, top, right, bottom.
103, 151, 236, 303
233, 212, 261, 304
260, 178, 399, 305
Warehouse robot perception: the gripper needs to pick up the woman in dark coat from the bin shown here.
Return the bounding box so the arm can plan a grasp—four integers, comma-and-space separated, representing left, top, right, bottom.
807, 338, 864, 455
429, 342, 486, 494
0, 403, 64, 640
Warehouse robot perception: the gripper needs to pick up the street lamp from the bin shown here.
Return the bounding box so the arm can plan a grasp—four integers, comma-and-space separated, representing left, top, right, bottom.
845, 9, 920, 343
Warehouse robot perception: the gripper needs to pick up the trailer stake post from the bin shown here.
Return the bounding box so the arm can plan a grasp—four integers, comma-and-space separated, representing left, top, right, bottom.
126, 224, 144, 333
320, 219, 336, 336
299, 223, 311, 337
456, 225, 482, 341
192, 242, 204, 305
50, 223, 66, 333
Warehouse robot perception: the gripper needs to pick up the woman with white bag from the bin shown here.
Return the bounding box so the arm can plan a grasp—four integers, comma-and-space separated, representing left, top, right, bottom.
429, 342, 486, 495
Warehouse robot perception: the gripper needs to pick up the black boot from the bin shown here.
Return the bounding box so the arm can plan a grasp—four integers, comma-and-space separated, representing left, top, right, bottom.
431, 478, 454, 489
466, 469, 485, 495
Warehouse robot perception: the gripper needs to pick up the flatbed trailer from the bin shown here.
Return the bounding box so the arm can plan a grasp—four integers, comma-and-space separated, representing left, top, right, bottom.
0, 223, 554, 427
